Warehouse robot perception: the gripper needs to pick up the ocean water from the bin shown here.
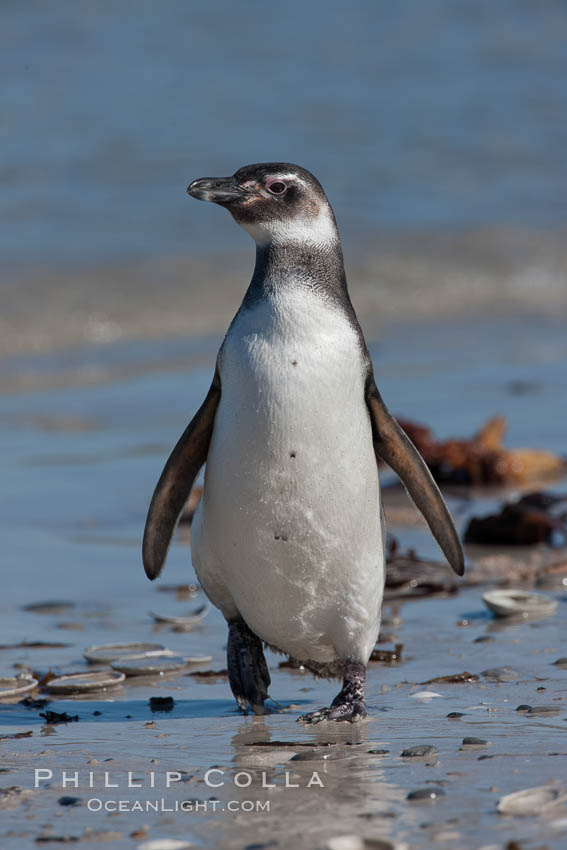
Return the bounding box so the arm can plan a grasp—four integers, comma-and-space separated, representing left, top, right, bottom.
2, 0, 567, 360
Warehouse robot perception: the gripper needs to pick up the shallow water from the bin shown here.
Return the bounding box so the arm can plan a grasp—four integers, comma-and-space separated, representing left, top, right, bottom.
1, 316, 566, 848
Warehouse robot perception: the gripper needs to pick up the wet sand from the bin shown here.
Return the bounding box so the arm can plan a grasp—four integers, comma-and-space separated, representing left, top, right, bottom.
3, 227, 567, 363
1, 316, 566, 849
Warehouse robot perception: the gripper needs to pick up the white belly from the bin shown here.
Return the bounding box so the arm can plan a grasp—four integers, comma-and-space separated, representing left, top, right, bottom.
191, 286, 384, 664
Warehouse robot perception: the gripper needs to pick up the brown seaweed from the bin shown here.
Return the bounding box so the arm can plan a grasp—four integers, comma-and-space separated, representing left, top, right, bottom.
420, 671, 478, 685
397, 415, 566, 486
464, 491, 567, 545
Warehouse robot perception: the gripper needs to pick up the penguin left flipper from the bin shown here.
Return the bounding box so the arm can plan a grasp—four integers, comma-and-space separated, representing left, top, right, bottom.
365, 376, 465, 577
142, 366, 221, 581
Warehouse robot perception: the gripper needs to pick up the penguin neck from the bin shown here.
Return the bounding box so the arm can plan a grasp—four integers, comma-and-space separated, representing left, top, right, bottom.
243, 238, 349, 307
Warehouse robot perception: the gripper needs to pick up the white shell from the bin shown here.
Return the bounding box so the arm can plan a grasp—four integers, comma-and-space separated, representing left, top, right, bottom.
149, 605, 210, 627
0, 675, 38, 700
138, 841, 193, 850
482, 589, 558, 618
325, 837, 366, 850
46, 670, 125, 694
409, 691, 443, 700
497, 785, 567, 816
84, 642, 167, 664
110, 653, 187, 676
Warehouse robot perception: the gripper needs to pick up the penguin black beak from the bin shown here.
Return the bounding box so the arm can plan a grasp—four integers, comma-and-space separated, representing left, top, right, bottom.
187, 177, 246, 204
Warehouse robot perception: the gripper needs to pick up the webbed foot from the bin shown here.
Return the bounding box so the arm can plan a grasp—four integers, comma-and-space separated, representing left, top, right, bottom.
227, 617, 271, 715
297, 660, 367, 724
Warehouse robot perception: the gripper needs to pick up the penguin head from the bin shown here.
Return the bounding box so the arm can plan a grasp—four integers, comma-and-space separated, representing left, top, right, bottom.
187, 163, 338, 246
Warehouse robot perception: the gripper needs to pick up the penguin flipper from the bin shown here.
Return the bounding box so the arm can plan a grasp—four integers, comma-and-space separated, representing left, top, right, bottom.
366, 377, 465, 577
142, 366, 221, 580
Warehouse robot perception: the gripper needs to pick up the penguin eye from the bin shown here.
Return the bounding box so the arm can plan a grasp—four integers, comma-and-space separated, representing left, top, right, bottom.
266, 180, 287, 195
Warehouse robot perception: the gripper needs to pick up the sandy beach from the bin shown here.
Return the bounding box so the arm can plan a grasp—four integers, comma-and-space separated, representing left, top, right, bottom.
1, 314, 566, 849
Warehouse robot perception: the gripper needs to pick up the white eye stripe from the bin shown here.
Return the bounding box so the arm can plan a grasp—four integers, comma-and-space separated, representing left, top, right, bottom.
266, 174, 302, 185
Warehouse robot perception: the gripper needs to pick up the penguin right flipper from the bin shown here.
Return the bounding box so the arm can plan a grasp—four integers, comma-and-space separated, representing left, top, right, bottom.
366, 376, 465, 577
142, 366, 221, 581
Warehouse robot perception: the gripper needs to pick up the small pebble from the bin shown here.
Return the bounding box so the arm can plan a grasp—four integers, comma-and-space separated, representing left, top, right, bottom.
58, 796, 82, 807
401, 745, 438, 758
149, 696, 175, 712
407, 787, 445, 801
515, 704, 532, 711
461, 737, 488, 746
553, 657, 567, 668
481, 667, 519, 683
527, 705, 561, 716
447, 712, 464, 719
367, 748, 390, 755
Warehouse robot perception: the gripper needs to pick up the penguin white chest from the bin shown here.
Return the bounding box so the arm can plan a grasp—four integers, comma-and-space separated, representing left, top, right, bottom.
191, 286, 384, 665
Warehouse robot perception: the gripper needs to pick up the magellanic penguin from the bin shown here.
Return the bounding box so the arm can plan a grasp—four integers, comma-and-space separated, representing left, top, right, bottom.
143, 163, 465, 723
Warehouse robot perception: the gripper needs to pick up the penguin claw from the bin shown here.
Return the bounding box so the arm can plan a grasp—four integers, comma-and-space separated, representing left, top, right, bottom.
297, 699, 367, 724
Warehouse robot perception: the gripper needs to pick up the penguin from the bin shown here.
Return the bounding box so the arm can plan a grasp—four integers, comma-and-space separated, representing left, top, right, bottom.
143, 163, 464, 723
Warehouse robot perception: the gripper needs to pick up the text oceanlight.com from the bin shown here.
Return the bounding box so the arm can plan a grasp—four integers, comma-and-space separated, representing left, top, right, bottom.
87, 798, 271, 813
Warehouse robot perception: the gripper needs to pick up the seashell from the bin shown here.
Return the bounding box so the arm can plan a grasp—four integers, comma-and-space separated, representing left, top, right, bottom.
482, 589, 558, 618
409, 690, 442, 700
84, 642, 167, 664
497, 785, 566, 816
0, 674, 38, 701
110, 653, 188, 676
149, 605, 210, 627
46, 670, 125, 694
183, 655, 213, 665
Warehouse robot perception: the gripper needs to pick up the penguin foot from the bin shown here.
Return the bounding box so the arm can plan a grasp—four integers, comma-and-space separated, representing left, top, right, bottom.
297, 700, 367, 725
297, 659, 367, 724
227, 617, 271, 715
